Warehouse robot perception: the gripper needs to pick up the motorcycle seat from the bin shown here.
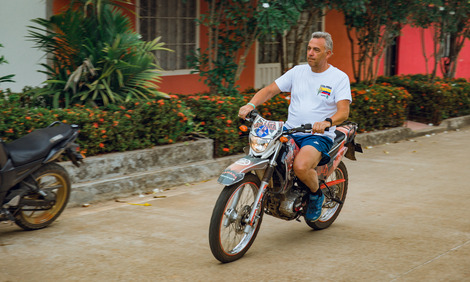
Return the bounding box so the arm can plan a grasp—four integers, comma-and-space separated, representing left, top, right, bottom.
332, 130, 346, 147
4, 123, 74, 167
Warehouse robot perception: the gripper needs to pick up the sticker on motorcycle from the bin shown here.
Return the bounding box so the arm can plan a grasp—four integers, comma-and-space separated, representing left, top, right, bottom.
235, 158, 251, 165
256, 125, 269, 137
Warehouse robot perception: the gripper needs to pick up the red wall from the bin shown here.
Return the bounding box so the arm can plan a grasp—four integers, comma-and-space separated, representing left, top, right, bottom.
397, 25, 470, 79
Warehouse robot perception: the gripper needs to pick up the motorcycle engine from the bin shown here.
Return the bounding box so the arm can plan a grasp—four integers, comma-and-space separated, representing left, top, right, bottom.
265, 189, 303, 220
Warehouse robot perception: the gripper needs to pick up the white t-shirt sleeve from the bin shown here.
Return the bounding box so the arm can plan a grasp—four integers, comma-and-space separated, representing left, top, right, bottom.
335, 74, 352, 103
274, 67, 296, 92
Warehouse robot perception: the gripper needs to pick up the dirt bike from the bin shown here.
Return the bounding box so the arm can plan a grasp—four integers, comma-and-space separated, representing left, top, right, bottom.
0, 122, 82, 230
209, 111, 362, 263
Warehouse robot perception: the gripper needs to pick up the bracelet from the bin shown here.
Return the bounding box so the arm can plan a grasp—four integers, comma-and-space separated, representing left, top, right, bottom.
247, 103, 256, 109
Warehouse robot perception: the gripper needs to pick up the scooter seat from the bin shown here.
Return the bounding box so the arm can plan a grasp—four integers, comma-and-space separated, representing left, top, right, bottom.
4, 123, 74, 167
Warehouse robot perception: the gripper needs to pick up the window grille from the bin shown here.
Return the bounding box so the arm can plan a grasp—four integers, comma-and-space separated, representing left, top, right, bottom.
138, 0, 197, 71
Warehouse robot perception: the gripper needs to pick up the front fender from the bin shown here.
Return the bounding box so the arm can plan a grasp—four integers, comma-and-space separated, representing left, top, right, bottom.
217, 156, 269, 186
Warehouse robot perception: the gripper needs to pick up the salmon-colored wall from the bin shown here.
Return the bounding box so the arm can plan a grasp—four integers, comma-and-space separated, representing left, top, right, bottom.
397, 25, 470, 79
159, 0, 256, 95
324, 10, 355, 82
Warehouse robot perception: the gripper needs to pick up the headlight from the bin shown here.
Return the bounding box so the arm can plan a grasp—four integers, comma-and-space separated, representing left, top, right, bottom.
250, 135, 270, 153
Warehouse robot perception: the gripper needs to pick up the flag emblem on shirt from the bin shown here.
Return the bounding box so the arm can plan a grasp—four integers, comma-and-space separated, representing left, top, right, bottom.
317, 85, 332, 99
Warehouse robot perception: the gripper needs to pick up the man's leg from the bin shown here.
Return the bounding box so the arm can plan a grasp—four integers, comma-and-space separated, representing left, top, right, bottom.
293, 145, 324, 221
293, 145, 322, 193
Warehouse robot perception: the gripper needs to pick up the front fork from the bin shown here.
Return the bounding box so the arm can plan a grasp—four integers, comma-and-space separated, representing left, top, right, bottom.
243, 142, 282, 233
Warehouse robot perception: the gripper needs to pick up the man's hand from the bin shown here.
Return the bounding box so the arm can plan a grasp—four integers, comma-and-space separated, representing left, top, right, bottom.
238, 104, 255, 120
312, 120, 331, 134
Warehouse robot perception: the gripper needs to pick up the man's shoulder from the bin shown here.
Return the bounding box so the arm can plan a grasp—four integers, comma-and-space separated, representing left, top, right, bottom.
328, 65, 348, 77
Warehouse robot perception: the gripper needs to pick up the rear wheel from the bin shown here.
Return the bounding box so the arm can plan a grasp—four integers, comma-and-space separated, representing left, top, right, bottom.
14, 163, 71, 230
209, 174, 263, 263
306, 161, 348, 230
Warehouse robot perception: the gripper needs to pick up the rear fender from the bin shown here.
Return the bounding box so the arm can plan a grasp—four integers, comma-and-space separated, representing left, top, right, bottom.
217, 156, 269, 186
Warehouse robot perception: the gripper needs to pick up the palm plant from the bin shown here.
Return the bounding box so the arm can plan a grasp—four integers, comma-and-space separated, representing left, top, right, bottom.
0, 44, 15, 85
28, 0, 170, 108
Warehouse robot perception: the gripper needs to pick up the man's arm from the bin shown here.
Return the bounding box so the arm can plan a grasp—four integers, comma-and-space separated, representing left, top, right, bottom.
238, 82, 281, 119
312, 99, 350, 133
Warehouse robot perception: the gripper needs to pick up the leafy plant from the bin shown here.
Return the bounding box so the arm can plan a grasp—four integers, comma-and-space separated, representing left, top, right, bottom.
377, 75, 470, 124
0, 44, 15, 85
28, 0, 170, 108
188, 0, 303, 96
350, 83, 412, 131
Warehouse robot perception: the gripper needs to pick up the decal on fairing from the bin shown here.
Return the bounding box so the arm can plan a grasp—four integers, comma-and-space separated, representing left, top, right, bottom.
256, 125, 269, 137
235, 158, 251, 166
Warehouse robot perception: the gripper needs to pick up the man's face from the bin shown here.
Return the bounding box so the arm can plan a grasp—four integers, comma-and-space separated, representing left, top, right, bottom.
306, 38, 332, 69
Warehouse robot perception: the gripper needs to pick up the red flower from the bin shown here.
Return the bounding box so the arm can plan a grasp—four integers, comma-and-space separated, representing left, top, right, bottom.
99, 143, 105, 148
223, 148, 230, 152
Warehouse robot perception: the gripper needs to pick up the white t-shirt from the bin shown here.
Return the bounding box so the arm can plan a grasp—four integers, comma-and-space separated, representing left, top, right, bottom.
275, 64, 352, 141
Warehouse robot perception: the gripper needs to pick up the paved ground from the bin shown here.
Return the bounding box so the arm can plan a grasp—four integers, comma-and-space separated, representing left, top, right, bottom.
1, 128, 469, 281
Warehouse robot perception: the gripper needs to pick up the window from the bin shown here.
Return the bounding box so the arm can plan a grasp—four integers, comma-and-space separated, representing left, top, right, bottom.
138, 0, 197, 72
258, 10, 323, 64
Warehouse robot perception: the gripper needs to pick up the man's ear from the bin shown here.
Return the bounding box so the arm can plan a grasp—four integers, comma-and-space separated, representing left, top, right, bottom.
326, 50, 333, 59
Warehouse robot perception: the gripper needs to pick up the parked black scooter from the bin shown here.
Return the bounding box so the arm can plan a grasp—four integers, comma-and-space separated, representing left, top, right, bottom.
0, 122, 82, 230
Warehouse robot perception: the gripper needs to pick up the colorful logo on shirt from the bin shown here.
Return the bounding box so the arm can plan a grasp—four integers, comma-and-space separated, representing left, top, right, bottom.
317, 85, 332, 99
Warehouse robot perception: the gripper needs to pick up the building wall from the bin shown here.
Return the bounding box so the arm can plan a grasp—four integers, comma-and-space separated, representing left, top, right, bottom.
397, 25, 470, 79
324, 9, 355, 83
0, 0, 49, 92
158, 0, 256, 95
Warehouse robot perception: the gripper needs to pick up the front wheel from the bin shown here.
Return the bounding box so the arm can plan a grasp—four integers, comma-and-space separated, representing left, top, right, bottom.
306, 161, 348, 230
209, 174, 262, 263
14, 162, 71, 230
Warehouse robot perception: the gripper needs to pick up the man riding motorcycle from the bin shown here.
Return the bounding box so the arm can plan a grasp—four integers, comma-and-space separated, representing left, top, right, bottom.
238, 31, 352, 222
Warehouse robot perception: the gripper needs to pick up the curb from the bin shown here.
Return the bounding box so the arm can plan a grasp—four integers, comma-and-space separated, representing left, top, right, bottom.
355, 115, 470, 147
63, 115, 470, 207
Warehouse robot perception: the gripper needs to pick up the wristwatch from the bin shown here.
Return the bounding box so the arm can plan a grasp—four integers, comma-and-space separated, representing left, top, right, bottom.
325, 118, 333, 127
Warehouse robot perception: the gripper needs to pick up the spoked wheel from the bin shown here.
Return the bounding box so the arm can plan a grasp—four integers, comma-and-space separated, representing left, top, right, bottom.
306, 161, 348, 230
209, 174, 263, 263
14, 163, 71, 230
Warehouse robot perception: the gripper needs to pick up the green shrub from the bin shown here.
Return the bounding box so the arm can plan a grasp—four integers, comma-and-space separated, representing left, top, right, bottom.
2, 76, 470, 158
0, 95, 191, 157
350, 83, 412, 132
28, 0, 170, 108
179, 94, 246, 157
377, 75, 470, 124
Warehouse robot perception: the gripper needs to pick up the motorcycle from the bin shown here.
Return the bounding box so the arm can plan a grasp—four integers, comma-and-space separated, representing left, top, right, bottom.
0, 122, 82, 230
209, 111, 362, 263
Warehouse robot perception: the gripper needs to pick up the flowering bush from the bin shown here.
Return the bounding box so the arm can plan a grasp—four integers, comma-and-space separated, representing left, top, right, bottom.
350, 83, 412, 132
2, 75, 469, 158
0, 92, 191, 156
377, 75, 470, 124
179, 94, 246, 157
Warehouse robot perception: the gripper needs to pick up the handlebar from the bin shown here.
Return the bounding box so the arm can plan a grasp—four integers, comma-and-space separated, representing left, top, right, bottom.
243, 110, 332, 134
283, 123, 330, 134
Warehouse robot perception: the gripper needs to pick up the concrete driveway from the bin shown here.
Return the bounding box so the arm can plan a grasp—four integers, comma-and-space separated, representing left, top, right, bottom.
0, 128, 469, 281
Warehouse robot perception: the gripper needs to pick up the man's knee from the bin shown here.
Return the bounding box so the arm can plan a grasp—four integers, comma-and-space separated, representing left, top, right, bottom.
293, 161, 316, 178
